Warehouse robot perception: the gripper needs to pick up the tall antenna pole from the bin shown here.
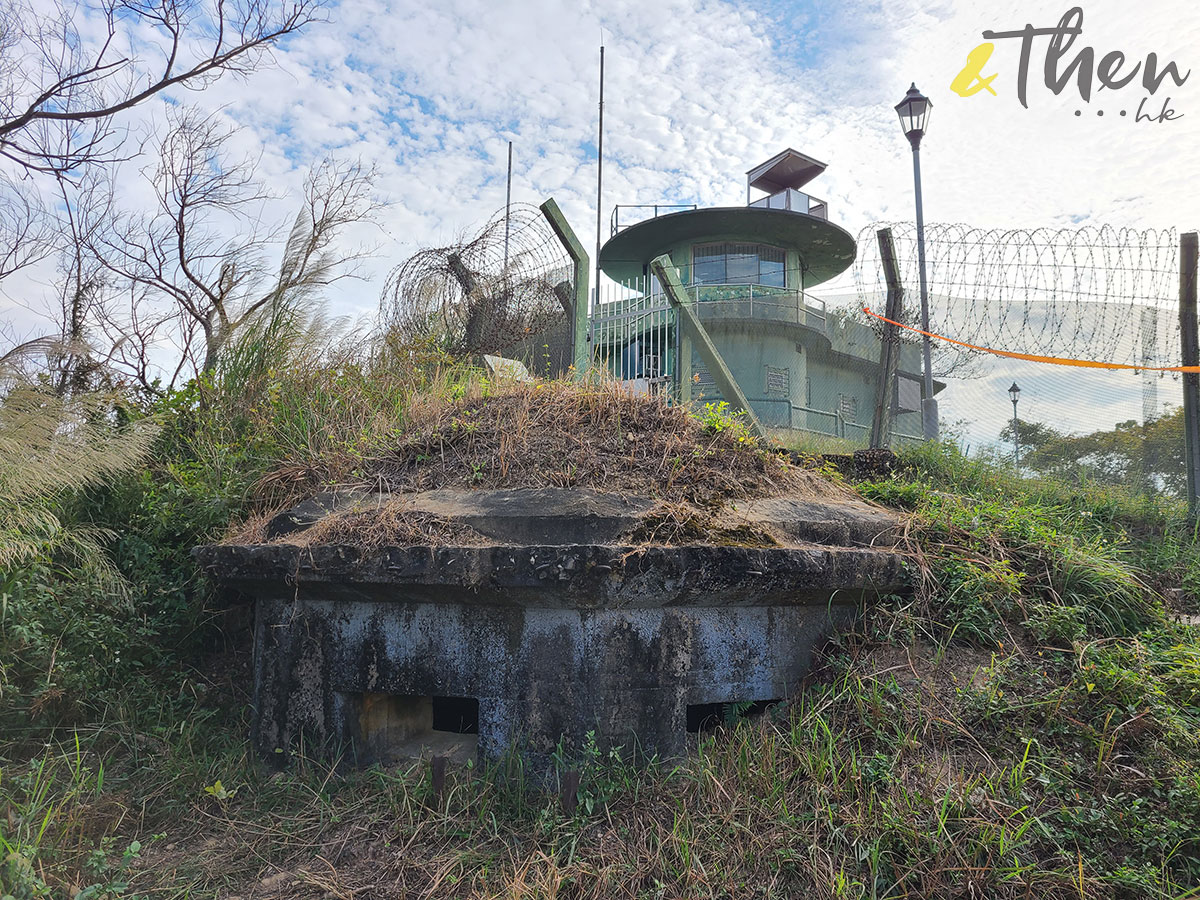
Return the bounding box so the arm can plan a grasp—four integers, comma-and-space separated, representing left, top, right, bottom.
504, 140, 513, 272
595, 44, 604, 312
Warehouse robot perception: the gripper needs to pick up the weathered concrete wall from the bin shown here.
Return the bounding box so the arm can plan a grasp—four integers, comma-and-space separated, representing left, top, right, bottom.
197, 489, 907, 775
248, 588, 859, 771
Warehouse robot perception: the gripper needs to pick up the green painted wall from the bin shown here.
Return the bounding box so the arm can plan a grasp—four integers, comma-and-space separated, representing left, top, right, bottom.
691, 310, 926, 442
597, 216, 931, 443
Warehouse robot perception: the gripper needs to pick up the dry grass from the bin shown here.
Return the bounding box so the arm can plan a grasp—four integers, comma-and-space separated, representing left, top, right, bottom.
622, 500, 782, 548
371, 379, 844, 505
110, 635, 1156, 900
226, 379, 851, 548
291, 498, 486, 548
224, 497, 487, 548
223, 508, 276, 544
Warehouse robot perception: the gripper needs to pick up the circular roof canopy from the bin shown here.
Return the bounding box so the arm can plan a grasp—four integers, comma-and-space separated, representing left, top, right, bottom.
599, 207, 856, 287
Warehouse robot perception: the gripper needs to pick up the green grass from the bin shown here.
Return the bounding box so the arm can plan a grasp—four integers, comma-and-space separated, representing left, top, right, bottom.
4, 616, 1198, 898
4, 337, 1200, 899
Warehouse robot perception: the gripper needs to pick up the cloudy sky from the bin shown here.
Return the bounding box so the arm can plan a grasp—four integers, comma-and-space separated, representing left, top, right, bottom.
4, 0, 1199, 446
208, 0, 1196, 258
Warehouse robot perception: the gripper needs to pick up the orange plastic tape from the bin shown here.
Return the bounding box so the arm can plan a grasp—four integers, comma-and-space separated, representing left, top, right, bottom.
862, 307, 1200, 373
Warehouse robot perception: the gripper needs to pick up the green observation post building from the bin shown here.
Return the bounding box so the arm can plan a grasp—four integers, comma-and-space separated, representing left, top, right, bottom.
593, 149, 935, 444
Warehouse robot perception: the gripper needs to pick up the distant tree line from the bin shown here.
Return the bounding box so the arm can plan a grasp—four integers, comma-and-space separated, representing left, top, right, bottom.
1001, 408, 1186, 496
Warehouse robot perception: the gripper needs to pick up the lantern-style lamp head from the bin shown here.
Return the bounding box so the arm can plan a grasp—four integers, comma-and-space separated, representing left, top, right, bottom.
896, 83, 932, 148
1008, 382, 1021, 404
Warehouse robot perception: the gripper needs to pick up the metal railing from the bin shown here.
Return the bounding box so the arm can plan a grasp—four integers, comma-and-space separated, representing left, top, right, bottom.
790, 406, 922, 445
596, 280, 828, 335
748, 189, 829, 220
610, 204, 698, 237
590, 284, 927, 448
685, 284, 827, 333
590, 287, 677, 384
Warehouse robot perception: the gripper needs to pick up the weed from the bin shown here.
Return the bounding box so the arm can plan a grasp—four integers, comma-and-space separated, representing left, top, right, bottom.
3, 327, 1200, 899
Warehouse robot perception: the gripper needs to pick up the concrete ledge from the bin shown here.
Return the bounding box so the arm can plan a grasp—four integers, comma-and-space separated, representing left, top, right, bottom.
403, 487, 656, 545
194, 541, 905, 608
259, 487, 902, 550
739, 497, 902, 548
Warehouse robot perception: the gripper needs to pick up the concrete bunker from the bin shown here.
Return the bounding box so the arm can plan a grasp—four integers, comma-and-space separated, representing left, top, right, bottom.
194, 384, 907, 775
197, 481, 905, 775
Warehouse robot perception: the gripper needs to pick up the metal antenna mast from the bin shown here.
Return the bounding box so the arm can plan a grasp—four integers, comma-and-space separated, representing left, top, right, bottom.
595, 44, 604, 313
504, 140, 513, 271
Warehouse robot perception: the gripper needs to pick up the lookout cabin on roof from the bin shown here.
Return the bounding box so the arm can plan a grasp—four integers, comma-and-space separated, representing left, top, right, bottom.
594, 148, 939, 443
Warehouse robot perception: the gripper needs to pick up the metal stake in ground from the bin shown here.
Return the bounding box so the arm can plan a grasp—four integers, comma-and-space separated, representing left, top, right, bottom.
1180, 232, 1200, 521
870, 227, 904, 449
560, 770, 581, 817
430, 754, 448, 805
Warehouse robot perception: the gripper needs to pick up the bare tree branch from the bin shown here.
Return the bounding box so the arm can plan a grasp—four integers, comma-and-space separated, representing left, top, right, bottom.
0, 172, 55, 277
93, 110, 380, 375
0, 0, 325, 285
0, 0, 324, 178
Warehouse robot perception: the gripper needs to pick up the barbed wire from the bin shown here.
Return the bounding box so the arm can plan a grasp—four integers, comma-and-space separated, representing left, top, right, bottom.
379, 202, 573, 356
852, 223, 1181, 369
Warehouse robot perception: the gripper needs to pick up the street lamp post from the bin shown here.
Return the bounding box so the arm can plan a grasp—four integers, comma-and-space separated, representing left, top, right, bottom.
895, 83, 937, 441
1009, 382, 1021, 467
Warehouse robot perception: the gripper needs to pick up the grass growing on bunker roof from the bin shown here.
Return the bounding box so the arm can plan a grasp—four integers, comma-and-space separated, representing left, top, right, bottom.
226, 498, 490, 548
222, 380, 853, 548
365, 379, 843, 505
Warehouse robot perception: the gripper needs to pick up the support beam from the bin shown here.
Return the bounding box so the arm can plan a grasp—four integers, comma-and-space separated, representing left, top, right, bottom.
869, 228, 904, 449
539, 198, 591, 378
650, 254, 766, 441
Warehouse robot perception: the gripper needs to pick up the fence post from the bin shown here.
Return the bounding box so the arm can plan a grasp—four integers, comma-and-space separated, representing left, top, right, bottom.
870, 228, 905, 449
650, 254, 766, 441
1180, 232, 1200, 521
539, 198, 591, 378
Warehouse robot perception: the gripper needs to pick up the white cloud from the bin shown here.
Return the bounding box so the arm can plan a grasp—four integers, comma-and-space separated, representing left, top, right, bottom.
2, 0, 1197, 434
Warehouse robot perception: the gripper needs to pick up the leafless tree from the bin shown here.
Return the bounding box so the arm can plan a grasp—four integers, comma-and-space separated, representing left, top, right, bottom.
96, 110, 378, 376
95, 284, 196, 395
0, 178, 54, 279
0, 0, 325, 283
38, 170, 171, 397
45, 171, 111, 394
0, 0, 323, 178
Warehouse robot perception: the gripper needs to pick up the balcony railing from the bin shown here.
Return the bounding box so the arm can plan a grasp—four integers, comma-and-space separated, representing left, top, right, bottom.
748, 188, 828, 220
787, 406, 923, 445
685, 283, 827, 331
610, 204, 698, 237
595, 279, 827, 334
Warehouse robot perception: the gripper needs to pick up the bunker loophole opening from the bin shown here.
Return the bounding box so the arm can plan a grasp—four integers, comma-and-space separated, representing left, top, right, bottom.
350, 692, 479, 761
433, 695, 479, 734
686, 699, 781, 734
